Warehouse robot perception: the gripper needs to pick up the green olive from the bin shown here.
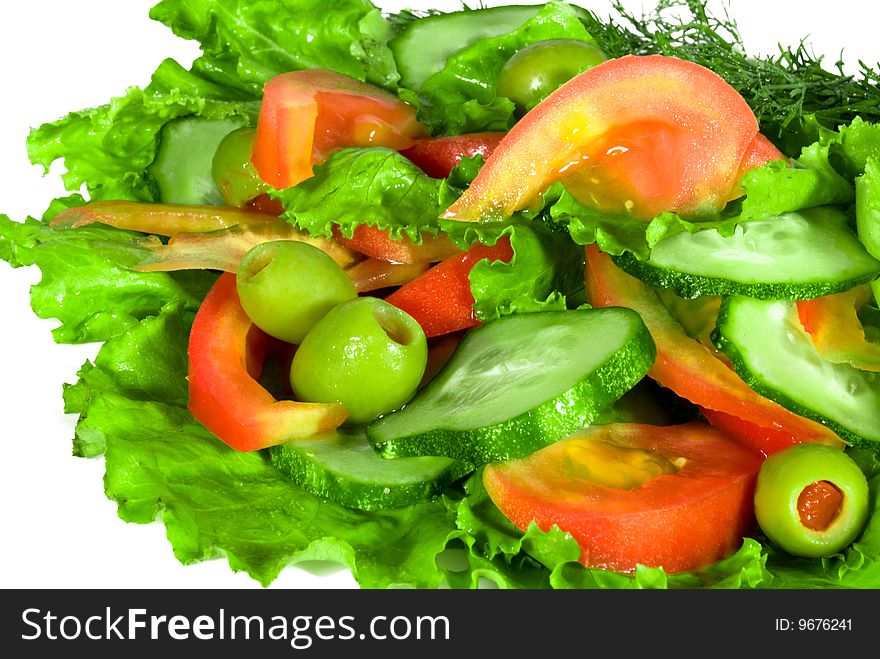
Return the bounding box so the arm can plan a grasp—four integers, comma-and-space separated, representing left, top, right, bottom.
211, 127, 269, 207
236, 240, 357, 344
495, 39, 608, 115
289, 297, 428, 424
754, 444, 869, 558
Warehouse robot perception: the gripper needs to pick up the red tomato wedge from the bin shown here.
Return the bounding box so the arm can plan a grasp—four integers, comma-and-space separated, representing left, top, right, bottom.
251, 69, 427, 190
331, 224, 460, 264
483, 422, 763, 574
401, 132, 506, 178
188, 273, 347, 451
442, 54, 760, 222
584, 244, 844, 453
738, 132, 786, 173
385, 238, 513, 337
796, 285, 880, 372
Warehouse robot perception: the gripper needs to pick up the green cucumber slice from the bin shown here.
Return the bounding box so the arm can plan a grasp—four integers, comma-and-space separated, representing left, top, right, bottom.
614, 208, 880, 299
390, 5, 542, 91
268, 429, 468, 511
367, 308, 656, 465
148, 116, 246, 205
714, 295, 880, 448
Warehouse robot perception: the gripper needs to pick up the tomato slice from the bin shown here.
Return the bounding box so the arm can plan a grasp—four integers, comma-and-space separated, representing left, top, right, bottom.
796, 285, 880, 372
187, 273, 347, 451
251, 69, 427, 190
400, 132, 506, 178
443, 54, 760, 222
584, 244, 844, 453
737, 132, 786, 174
331, 224, 460, 264
483, 422, 763, 575
384, 238, 513, 338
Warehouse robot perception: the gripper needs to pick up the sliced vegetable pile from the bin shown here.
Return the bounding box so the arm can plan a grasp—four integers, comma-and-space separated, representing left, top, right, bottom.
3, 0, 880, 589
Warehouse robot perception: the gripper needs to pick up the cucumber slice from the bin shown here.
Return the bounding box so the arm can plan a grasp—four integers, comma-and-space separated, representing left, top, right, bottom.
148, 116, 246, 205
714, 295, 880, 448
268, 429, 468, 511
614, 208, 880, 299
367, 308, 656, 465
390, 5, 542, 91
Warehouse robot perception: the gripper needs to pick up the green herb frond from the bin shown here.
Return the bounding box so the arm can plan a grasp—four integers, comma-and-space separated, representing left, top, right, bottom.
580, 0, 880, 141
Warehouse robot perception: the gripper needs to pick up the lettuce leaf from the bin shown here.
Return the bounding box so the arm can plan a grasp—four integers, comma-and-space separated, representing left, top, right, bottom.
547, 184, 656, 258
856, 158, 880, 304
63, 299, 459, 587
149, 0, 399, 92
27, 62, 259, 202
275, 147, 445, 242
739, 141, 854, 220
0, 198, 212, 344
828, 116, 880, 179
465, 221, 586, 321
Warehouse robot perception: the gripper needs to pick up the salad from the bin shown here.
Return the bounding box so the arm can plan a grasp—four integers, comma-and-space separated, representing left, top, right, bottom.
2, 0, 880, 591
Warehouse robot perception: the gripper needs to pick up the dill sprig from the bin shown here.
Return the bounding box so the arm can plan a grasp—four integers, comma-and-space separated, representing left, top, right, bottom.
580, 0, 880, 142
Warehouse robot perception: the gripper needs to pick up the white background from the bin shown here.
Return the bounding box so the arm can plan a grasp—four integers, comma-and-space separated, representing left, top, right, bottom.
0, 0, 877, 589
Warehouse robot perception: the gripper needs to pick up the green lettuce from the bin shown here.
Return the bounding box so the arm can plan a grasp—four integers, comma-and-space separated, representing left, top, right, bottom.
150, 0, 399, 92
275, 147, 445, 243
856, 158, 880, 303
739, 141, 854, 220
465, 221, 586, 321
27, 62, 258, 202
828, 116, 880, 179
0, 197, 212, 344
63, 300, 459, 587
548, 184, 658, 258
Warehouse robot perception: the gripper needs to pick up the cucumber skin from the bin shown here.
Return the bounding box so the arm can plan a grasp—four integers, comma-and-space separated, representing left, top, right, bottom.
268, 441, 472, 512
613, 251, 880, 301
367, 321, 656, 465
389, 5, 542, 91
713, 297, 876, 449
148, 117, 247, 206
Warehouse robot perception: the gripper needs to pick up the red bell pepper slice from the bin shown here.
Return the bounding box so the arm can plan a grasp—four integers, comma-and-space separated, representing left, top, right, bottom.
331, 224, 460, 264
51, 200, 278, 235
251, 69, 427, 190
188, 273, 347, 451
385, 238, 514, 338
796, 285, 880, 371
400, 132, 506, 178
584, 244, 844, 454
699, 408, 800, 458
